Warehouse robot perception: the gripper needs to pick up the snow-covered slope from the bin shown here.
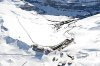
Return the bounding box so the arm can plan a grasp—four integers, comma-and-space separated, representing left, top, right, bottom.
65, 13, 100, 66
0, 3, 73, 46
0, 0, 100, 66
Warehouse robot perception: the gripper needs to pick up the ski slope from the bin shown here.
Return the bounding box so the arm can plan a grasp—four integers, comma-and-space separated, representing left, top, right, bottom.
0, 3, 72, 46
0, 0, 100, 66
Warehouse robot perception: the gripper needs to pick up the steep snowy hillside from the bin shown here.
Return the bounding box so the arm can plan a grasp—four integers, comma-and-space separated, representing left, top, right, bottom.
24, 0, 100, 19
0, 0, 100, 66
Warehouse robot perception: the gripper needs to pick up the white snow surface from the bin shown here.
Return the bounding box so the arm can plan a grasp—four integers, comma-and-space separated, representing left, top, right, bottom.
0, 3, 71, 46
0, 1, 100, 66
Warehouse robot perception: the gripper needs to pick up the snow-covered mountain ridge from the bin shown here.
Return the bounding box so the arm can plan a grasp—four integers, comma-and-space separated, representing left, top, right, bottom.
24, 0, 100, 19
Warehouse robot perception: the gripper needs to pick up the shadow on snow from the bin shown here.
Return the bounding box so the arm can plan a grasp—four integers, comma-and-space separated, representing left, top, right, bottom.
4, 36, 44, 60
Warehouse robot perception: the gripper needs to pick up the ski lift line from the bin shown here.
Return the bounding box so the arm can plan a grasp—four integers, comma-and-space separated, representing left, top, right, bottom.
11, 11, 63, 48
16, 16, 36, 44
16, 16, 56, 48
21, 61, 27, 66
